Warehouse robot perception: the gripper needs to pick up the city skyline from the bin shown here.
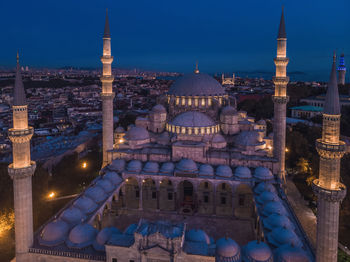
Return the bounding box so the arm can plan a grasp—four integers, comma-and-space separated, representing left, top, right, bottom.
0, 0, 349, 81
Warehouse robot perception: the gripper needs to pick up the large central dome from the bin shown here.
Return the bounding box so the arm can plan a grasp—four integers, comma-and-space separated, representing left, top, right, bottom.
168, 73, 226, 97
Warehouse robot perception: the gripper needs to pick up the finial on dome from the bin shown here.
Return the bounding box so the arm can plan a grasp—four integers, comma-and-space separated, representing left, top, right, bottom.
194, 61, 199, 74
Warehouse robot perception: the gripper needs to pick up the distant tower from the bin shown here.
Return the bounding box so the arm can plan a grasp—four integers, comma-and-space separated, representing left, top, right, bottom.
100, 9, 115, 167
8, 53, 36, 261
312, 53, 347, 262
337, 53, 346, 85
273, 8, 289, 184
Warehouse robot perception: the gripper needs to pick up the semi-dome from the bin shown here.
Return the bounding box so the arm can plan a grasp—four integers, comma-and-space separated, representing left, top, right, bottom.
126, 126, 149, 141
143, 161, 159, 173
171, 111, 215, 128
254, 182, 277, 195
236, 131, 263, 147
104, 171, 122, 185
152, 104, 166, 113
243, 240, 273, 262
254, 167, 274, 181
221, 106, 236, 115
263, 213, 295, 231
262, 201, 288, 217
168, 73, 226, 97
234, 166, 252, 179
176, 158, 198, 173
216, 237, 241, 260
60, 207, 86, 225
268, 228, 302, 248
108, 159, 125, 172
67, 223, 98, 248
185, 229, 211, 245
256, 191, 279, 205
216, 165, 233, 178
124, 223, 138, 235
274, 244, 311, 262
95, 179, 114, 193
39, 220, 69, 246
84, 186, 107, 203
93, 227, 121, 251
199, 164, 214, 176
127, 160, 142, 173
160, 162, 175, 173
74, 196, 98, 214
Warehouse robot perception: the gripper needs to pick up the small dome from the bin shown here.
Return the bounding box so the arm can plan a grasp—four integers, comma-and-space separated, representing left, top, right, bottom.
84, 186, 107, 203
254, 167, 274, 180
257, 119, 266, 125
256, 191, 279, 205
95, 179, 114, 193
171, 111, 215, 128
216, 165, 233, 178
143, 161, 159, 173
124, 223, 138, 235
185, 229, 211, 245
212, 133, 226, 143
108, 159, 125, 172
263, 213, 295, 231
39, 220, 69, 246
235, 131, 263, 147
74, 196, 98, 214
216, 237, 241, 259
60, 207, 86, 225
254, 182, 277, 195
262, 201, 288, 217
268, 228, 302, 248
243, 240, 273, 262
274, 244, 311, 262
104, 171, 122, 185
160, 162, 175, 173
221, 106, 236, 115
152, 104, 166, 113
93, 227, 121, 251
199, 164, 214, 176
67, 223, 98, 248
126, 126, 149, 141
114, 126, 125, 133
127, 160, 142, 173
168, 72, 226, 97
234, 166, 252, 179
176, 158, 198, 173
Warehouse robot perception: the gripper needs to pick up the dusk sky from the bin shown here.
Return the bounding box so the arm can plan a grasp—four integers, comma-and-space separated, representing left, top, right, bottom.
0, 0, 349, 80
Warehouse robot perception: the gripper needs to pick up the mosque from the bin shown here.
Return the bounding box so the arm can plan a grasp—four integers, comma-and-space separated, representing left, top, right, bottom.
8, 8, 347, 262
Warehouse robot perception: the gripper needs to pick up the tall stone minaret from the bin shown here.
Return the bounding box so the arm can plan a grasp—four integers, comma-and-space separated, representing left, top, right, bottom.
100, 9, 114, 167
8, 53, 36, 261
312, 53, 347, 262
337, 53, 346, 85
273, 8, 289, 184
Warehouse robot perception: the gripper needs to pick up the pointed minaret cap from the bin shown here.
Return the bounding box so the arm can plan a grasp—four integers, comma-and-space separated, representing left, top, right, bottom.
104, 9, 111, 38
194, 61, 199, 74
277, 7, 287, 39
324, 52, 340, 115
13, 52, 26, 106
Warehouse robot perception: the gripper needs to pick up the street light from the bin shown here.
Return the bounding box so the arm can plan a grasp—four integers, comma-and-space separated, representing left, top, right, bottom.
285, 148, 289, 152
82, 162, 87, 169
48, 192, 55, 199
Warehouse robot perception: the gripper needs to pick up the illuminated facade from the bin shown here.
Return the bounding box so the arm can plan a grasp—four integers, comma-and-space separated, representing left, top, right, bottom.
312, 54, 347, 262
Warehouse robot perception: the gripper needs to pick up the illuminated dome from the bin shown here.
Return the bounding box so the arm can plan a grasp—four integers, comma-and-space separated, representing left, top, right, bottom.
160, 162, 175, 173
263, 213, 295, 231
108, 159, 125, 172
256, 191, 279, 205
143, 161, 159, 173
234, 166, 252, 179
84, 186, 107, 203
67, 223, 98, 249
243, 240, 273, 262
168, 73, 226, 97
254, 167, 274, 181
216, 237, 241, 261
221, 106, 236, 115
171, 111, 215, 128
262, 201, 288, 217
254, 182, 277, 195
103, 171, 122, 185
126, 126, 149, 141
274, 244, 311, 262
267, 228, 302, 248
60, 207, 86, 225
127, 160, 142, 173
39, 220, 69, 246
236, 131, 263, 147
176, 158, 198, 173
73, 196, 98, 214
93, 227, 121, 251
199, 164, 214, 176
151, 104, 166, 113
216, 165, 233, 178
95, 179, 114, 193
185, 229, 211, 245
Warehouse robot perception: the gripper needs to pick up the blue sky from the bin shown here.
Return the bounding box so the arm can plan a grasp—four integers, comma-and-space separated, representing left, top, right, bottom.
0, 0, 349, 80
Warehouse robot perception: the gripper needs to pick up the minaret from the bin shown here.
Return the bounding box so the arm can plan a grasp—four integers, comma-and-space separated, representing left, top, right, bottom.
312, 53, 347, 262
337, 53, 346, 85
8, 53, 36, 261
100, 9, 115, 167
273, 8, 289, 184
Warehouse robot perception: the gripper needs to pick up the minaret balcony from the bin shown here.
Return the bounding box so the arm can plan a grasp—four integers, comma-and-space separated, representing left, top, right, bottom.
8, 127, 34, 142
316, 139, 346, 158
273, 76, 289, 86
272, 95, 289, 104
100, 75, 114, 83
312, 179, 346, 202
8, 161, 36, 179
100, 56, 113, 64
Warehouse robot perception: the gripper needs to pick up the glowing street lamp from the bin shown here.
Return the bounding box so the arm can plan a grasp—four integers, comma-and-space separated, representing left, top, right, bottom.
48, 192, 55, 199
82, 162, 87, 169
285, 148, 289, 152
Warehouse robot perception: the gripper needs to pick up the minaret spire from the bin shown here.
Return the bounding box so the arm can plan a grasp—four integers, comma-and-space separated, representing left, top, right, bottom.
104, 8, 111, 38
277, 6, 286, 39
312, 53, 346, 262
8, 53, 36, 261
